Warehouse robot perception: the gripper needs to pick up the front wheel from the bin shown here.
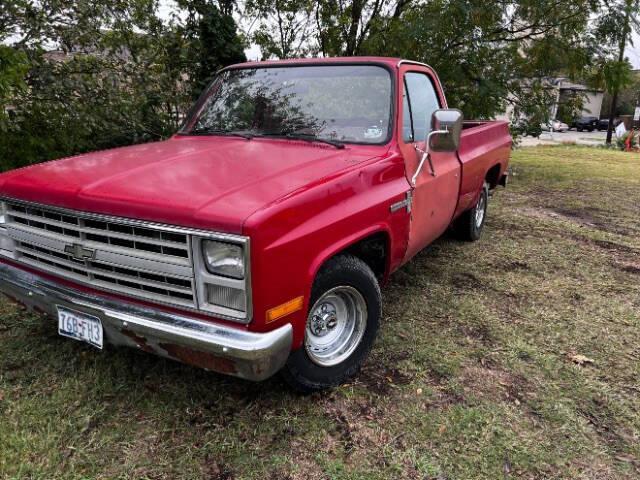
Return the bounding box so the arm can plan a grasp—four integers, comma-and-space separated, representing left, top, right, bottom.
281, 255, 381, 392
453, 181, 489, 241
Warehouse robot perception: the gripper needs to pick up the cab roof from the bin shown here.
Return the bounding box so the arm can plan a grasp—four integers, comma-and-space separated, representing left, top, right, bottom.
227, 57, 418, 70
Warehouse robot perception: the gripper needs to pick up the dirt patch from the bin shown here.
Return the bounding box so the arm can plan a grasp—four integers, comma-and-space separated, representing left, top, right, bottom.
2, 360, 25, 371
268, 471, 294, 480
423, 387, 465, 410
566, 458, 621, 480
458, 322, 494, 345
614, 261, 640, 275
268, 424, 298, 447
620, 265, 640, 275
568, 235, 639, 265
592, 239, 637, 255
459, 365, 530, 406
288, 458, 328, 480
516, 206, 631, 236
451, 272, 481, 290
576, 396, 638, 451
552, 207, 602, 226
503, 260, 531, 271
358, 364, 412, 395
315, 395, 391, 463
203, 457, 235, 480
333, 410, 357, 453
588, 240, 640, 276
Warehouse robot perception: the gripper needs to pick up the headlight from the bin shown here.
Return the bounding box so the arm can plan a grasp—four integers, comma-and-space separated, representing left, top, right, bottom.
0, 201, 14, 256
201, 240, 245, 279
193, 235, 251, 323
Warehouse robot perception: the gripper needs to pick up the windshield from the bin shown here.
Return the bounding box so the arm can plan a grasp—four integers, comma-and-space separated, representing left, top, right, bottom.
181, 65, 393, 144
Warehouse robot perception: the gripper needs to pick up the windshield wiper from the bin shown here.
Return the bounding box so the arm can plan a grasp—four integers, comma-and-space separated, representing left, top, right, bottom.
185, 128, 254, 140
184, 128, 345, 149
259, 132, 345, 149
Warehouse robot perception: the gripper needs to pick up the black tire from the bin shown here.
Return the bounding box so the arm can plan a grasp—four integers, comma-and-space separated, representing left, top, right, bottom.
281, 255, 381, 393
577, 128, 583, 132
453, 181, 489, 241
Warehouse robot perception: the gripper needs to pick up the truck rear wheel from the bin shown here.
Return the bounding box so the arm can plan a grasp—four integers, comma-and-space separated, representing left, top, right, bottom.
282, 255, 381, 393
453, 181, 489, 241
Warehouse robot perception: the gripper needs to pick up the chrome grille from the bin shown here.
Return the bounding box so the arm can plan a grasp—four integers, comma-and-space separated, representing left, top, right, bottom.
3, 201, 197, 309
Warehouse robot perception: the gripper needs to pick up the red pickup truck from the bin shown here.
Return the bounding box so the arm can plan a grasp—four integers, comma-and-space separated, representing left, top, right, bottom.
0, 57, 510, 391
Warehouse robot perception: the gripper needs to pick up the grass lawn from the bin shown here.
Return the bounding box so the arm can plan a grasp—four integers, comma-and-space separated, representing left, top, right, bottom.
1, 146, 639, 479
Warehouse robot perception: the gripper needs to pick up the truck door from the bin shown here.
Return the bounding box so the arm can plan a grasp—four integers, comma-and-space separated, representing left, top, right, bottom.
398, 68, 461, 261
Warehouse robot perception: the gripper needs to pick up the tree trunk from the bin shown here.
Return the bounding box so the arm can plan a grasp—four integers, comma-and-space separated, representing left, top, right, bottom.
606, 90, 619, 144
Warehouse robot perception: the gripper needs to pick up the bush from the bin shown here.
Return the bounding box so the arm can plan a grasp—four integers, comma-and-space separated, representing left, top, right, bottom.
0, 0, 245, 171
615, 131, 638, 151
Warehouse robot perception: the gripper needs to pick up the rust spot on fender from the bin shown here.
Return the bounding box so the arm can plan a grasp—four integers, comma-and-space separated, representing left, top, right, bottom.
121, 329, 155, 353
160, 343, 237, 374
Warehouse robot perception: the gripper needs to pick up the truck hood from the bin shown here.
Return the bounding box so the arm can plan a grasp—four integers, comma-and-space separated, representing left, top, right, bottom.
0, 136, 385, 233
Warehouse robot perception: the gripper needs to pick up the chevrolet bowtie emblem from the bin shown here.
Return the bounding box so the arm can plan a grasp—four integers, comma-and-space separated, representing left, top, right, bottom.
64, 243, 96, 261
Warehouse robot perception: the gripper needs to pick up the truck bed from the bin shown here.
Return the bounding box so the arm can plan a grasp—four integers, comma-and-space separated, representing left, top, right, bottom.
455, 120, 512, 216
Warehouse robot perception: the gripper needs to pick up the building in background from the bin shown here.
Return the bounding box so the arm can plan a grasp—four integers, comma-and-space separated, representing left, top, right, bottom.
552, 78, 604, 120
497, 78, 604, 124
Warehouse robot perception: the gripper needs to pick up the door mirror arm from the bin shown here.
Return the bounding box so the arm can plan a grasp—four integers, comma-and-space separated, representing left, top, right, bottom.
411, 129, 448, 186
410, 109, 463, 187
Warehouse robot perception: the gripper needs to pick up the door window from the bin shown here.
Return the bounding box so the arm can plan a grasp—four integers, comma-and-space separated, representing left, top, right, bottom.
402, 72, 441, 143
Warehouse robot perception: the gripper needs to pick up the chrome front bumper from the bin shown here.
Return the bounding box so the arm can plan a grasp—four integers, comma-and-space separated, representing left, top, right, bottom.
0, 262, 292, 381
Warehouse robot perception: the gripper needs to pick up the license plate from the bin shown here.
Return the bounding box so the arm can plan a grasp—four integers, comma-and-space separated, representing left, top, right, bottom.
57, 306, 103, 349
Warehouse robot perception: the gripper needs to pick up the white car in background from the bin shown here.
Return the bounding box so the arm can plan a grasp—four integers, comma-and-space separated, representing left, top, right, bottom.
541, 120, 570, 132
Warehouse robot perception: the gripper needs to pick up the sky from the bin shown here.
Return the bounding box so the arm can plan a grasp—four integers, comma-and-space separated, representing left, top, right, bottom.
625, 33, 640, 69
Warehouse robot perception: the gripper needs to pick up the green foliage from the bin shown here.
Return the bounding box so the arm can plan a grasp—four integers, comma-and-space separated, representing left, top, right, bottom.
616, 130, 637, 150
587, 0, 639, 142
247, 0, 601, 125
592, 59, 634, 96
245, 0, 315, 59
0, 0, 246, 169
1, 0, 639, 167
179, 0, 246, 97
601, 73, 640, 116
556, 91, 588, 125
0, 45, 28, 130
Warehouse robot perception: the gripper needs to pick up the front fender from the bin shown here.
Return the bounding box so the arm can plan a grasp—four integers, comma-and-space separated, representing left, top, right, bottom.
243, 154, 410, 349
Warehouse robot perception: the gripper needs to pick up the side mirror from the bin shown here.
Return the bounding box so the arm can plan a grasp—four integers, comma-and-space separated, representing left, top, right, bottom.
411, 109, 464, 186
428, 109, 463, 152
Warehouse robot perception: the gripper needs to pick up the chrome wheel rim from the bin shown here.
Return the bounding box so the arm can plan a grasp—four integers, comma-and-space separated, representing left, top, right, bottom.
475, 192, 486, 228
305, 286, 367, 367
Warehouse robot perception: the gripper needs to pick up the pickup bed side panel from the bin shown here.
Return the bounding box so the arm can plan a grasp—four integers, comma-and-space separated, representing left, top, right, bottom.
455, 121, 512, 217
243, 153, 411, 348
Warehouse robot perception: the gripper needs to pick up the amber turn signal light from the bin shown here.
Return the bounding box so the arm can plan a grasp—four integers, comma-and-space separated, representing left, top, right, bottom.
266, 296, 304, 323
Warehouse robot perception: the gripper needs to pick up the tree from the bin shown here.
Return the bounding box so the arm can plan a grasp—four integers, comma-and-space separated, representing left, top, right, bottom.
601, 72, 640, 116
179, 0, 246, 96
243, 0, 600, 125
0, 0, 247, 169
590, 0, 639, 144
0, 45, 28, 130
245, 0, 315, 59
